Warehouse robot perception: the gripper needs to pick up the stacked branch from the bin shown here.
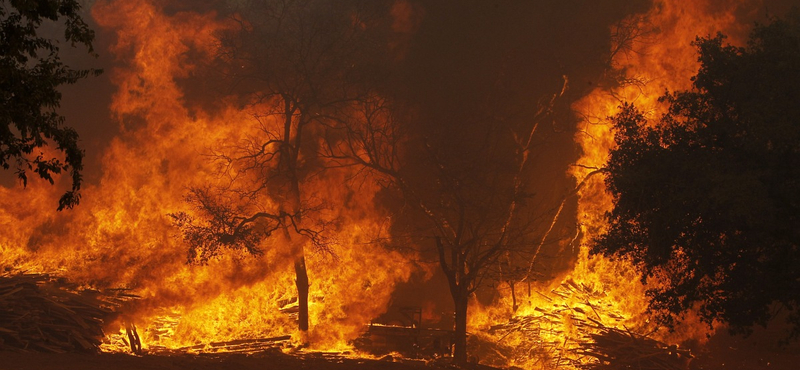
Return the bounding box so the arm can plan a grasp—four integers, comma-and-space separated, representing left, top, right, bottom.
146, 335, 292, 355
0, 273, 134, 353
481, 280, 621, 368
479, 279, 690, 370
573, 323, 691, 370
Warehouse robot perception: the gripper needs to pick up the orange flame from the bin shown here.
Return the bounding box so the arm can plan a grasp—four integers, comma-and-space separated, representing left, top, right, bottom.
468, 0, 769, 368
1, 0, 412, 352
0, 0, 778, 365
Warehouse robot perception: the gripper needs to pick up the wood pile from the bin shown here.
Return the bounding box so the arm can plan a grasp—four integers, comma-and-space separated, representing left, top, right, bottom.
479, 279, 691, 370
0, 273, 134, 353
146, 335, 292, 355
573, 322, 691, 370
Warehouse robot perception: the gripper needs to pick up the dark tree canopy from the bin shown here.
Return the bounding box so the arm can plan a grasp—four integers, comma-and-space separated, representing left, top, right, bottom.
0, 0, 100, 210
598, 12, 800, 337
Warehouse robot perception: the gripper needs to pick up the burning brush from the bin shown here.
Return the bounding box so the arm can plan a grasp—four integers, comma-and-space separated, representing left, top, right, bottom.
478, 278, 692, 370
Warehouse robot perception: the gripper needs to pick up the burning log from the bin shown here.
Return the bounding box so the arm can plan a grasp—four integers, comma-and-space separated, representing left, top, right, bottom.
125, 322, 142, 354
0, 273, 133, 353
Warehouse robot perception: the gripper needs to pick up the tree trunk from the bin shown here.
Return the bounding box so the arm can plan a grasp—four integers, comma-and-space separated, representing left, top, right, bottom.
509, 281, 519, 313
294, 256, 310, 333
452, 289, 469, 364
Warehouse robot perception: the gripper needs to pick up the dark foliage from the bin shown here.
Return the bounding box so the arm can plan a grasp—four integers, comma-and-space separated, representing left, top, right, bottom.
170, 188, 269, 263
170, 188, 333, 264
0, 0, 101, 210
598, 12, 800, 337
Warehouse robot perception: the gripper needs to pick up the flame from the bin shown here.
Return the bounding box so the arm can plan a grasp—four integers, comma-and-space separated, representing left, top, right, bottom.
468, 0, 766, 368
0, 0, 411, 353
0, 0, 775, 366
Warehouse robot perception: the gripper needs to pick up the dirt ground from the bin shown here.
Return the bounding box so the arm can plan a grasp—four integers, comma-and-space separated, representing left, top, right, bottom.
3, 328, 800, 370
0, 351, 491, 370
3, 346, 800, 370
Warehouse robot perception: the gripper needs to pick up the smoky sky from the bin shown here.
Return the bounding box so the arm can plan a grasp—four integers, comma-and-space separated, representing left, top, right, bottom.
46, 0, 650, 188
10, 0, 800, 189
398, 0, 649, 108
394, 0, 651, 199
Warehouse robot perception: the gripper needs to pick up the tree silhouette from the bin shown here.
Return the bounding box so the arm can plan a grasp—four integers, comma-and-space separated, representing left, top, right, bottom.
0, 0, 101, 210
328, 76, 574, 363
597, 12, 800, 338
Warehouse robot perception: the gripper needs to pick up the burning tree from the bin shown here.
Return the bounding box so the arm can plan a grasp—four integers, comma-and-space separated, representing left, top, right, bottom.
598, 12, 800, 337
321, 3, 600, 362
172, 0, 392, 341
0, 0, 101, 210
326, 68, 576, 362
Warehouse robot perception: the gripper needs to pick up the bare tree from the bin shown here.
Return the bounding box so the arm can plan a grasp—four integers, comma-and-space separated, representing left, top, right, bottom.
325, 82, 573, 363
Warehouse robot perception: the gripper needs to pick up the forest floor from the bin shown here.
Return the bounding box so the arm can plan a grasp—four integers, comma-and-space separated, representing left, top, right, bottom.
0, 350, 494, 370
2, 345, 800, 370
2, 328, 800, 370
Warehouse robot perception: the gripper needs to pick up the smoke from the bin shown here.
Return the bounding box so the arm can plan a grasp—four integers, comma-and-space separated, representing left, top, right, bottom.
3, 0, 651, 341
379, 0, 651, 303
46, 0, 653, 186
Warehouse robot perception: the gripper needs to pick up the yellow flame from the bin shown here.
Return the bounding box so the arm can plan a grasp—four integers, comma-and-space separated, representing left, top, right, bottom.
1, 0, 412, 353
468, 1, 764, 368
0, 0, 771, 364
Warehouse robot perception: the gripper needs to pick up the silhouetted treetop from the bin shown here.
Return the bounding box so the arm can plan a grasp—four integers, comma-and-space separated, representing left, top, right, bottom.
0, 0, 101, 209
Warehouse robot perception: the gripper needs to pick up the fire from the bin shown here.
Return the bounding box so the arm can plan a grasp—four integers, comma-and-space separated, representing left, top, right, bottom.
1, 0, 411, 353
0, 0, 779, 366
468, 0, 768, 368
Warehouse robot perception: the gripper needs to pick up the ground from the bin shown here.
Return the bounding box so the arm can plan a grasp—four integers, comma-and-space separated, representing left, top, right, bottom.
0, 351, 493, 370
2, 330, 800, 370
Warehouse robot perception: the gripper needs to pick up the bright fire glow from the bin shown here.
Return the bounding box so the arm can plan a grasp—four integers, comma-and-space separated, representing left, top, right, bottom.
0, 0, 768, 367
1, 0, 411, 353
468, 0, 760, 368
